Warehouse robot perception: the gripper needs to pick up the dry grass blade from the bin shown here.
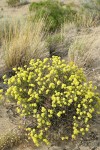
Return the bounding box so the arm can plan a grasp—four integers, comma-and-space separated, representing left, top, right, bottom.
74, 10, 100, 28
0, 128, 25, 150
68, 26, 100, 69
1, 18, 49, 71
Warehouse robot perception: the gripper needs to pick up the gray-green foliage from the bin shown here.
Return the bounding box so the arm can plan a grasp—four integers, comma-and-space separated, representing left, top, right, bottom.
29, 0, 77, 32
83, 0, 100, 13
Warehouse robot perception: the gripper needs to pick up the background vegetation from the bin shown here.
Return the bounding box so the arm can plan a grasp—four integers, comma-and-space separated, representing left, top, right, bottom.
29, 0, 77, 32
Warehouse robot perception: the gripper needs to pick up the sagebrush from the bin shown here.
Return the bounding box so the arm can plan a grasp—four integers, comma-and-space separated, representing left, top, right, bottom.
29, 0, 76, 32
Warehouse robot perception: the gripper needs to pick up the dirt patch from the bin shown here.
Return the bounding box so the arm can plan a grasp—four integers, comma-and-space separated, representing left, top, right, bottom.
0, 0, 29, 19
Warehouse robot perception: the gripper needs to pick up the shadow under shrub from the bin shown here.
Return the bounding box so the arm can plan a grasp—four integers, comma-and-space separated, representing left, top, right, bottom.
2, 56, 99, 146
46, 33, 64, 57
29, 0, 77, 32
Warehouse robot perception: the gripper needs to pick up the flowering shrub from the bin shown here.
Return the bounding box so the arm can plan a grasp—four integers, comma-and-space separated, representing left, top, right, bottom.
3, 56, 99, 146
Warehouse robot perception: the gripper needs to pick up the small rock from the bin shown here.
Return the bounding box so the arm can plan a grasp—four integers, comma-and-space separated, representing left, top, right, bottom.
96, 147, 100, 150
88, 140, 99, 149
79, 146, 90, 150
49, 146, 62, 150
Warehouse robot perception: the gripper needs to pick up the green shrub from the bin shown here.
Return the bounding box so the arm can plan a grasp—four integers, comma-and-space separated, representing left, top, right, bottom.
29, 0, 76, 32
6, 0, 20, 7
3, 56, 99, 146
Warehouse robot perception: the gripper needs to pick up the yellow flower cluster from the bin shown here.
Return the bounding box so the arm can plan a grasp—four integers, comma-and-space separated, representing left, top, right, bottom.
2, 56, 99, 146
0, 89, 3, 100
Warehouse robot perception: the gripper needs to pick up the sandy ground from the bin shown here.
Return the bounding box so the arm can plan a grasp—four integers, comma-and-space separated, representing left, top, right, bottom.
0, 0, 81, 19
0, 0, 30, 19
0, 105, 16, 136
0, 0, 44, 20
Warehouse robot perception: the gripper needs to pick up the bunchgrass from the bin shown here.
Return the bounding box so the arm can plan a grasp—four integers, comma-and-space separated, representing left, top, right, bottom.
1, 18, 49, 71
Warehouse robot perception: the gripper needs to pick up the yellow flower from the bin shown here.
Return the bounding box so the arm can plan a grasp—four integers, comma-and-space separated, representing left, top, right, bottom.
57, 111, 62, 117
2, 74, 7, 79
35, 94, 39, 99
54, 78, 57, 82
0, 89, 3, 93
57, 80, 61, 85
61, 84, 66, 89
48, 109, 53, 114
41, 119, 45, 124
41, 107, 46, 112
43, 58, 49, 63
87, 112, 92, 118
80, 128, 84, 132
49, 83, 55, 89
73, 128, 79, 135
32, 137, 39, 147
73, 116, 76, 119
85, 128, 89, 132
61, 137, 65, 140
72, 134, 76, 139
43, 139, 50, 145
77, 91, 81, 95
28, 89, 32, 95
68, 99, 73, 104
41, 113, 45, 118
16, 108, 21, 113
46, 90, 49, 94
46, 121, 51, 126
17, 101, 21, 105
33, 109, 37, 114
26, 127, 31, 131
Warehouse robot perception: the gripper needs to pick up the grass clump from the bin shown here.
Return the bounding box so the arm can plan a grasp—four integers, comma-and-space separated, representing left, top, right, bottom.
2, 56, 99, 146
0, 128, 25, 150
75, 7, 100, 28
29, 0, 76, 32
1, 19, 49, 71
